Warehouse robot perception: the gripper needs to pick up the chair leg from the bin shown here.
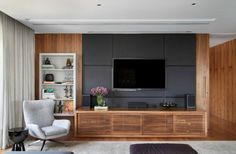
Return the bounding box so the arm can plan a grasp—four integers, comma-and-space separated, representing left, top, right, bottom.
12, 144, 16, 151
48, 139, 64, 145
41, 140, 46, 151
21, 142, 25, 151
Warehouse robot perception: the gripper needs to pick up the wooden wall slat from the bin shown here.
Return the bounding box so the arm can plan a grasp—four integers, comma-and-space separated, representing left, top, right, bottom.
35, 34, 83, 107
196, 34, 209, 114
210, 39, 236, 123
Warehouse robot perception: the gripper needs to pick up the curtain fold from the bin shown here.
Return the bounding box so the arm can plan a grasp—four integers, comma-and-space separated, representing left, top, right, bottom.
0, 11, 35, 149
0, 11, 4, 150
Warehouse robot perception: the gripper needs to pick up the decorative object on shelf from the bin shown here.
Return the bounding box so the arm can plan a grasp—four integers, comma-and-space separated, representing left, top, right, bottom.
57, 101, 64, 113
64, 71, 73, 82
64, 101, 74, 113
44, 57, 51, 65
47, 87, 54, 93
160, 101, 177, 109
64, 86, 69, 98
69, 86, 73, 98
66, 58, 72, 67
45, 74, 54, 81
97, 95, 104, 106
42, 87, 56, 99
90, 86, 109, 106
90, 95, 97, 108
63, 58, 73, 69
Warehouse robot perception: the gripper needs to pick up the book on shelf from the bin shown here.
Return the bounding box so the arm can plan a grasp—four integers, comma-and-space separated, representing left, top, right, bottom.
43, 81, 55, 84
42, 93, 56, 99
42, 64, 55, 69
62, 81, 74, 84
94, 106, 108, 111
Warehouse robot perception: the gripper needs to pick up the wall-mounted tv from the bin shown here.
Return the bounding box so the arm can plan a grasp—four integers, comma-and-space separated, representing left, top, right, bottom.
113, 59, 165, 90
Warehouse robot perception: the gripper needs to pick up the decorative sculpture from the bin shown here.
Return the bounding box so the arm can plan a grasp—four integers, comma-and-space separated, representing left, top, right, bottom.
57, 101, 64, 113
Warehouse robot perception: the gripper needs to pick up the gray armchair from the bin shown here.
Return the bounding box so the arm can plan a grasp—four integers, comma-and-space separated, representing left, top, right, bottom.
23, 100, 70, 151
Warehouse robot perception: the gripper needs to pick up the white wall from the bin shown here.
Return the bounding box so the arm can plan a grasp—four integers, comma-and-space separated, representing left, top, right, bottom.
210, 34, 236, 47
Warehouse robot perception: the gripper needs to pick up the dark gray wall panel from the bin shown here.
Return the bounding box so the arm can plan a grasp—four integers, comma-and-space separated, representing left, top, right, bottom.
82, 34, 196, 107
83, 66, 112, 94
113, 34, 164, 58
165, 34, 196, 65
166, 66, 196, 97
83, 34, 113, 65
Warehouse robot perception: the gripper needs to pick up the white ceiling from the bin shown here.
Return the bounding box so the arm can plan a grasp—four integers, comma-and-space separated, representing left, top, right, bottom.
0, 0, 236, 34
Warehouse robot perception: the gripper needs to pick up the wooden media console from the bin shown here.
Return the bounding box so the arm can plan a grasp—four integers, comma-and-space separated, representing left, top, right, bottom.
75, 108, 207, 137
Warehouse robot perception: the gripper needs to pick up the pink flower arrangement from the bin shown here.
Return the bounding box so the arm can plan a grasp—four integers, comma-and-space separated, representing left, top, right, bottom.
90, 86, 109, 96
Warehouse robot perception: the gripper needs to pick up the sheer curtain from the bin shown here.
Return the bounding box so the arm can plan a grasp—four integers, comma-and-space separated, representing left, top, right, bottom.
0, 12, 35, 149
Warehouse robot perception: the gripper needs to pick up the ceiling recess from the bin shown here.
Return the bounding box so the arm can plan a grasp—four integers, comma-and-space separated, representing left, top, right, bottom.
29, 18, 216, 26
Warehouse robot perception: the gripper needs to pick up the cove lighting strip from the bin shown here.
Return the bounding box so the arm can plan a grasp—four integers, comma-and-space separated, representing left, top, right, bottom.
28, 18, 216, 25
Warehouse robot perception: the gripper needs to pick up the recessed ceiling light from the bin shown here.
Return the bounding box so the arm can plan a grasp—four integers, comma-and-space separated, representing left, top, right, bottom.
97, 3, 102, 6
192, 2, 197, 6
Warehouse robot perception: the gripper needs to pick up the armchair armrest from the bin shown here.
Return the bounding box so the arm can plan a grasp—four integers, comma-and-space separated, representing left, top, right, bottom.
27, 124, 46, 139
53, 119, 71, 134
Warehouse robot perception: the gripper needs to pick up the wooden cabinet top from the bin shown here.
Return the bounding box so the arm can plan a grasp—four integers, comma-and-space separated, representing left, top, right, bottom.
76, 107, 206, 114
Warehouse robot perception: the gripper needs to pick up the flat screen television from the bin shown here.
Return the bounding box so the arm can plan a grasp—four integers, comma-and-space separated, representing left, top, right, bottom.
113, 59, 165, 90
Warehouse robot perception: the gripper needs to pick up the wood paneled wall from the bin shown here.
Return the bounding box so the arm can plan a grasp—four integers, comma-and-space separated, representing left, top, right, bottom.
210, 39, 236, 123
35, 34, 83, 107
196, 34, 210, 113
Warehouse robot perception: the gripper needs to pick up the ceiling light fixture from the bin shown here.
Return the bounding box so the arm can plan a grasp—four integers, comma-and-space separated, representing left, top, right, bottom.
97, 3, 102, 6
192, 2, 197, 6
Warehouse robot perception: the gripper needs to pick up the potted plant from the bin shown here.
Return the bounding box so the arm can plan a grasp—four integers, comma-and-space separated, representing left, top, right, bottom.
90, 86, 109, 107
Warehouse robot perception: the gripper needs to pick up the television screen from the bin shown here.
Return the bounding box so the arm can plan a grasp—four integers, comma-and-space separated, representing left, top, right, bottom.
113, 59, 165, 89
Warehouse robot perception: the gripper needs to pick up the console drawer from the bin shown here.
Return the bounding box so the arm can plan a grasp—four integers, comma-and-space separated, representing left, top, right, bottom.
77, 113, 111, 135
174, 114, 204, 134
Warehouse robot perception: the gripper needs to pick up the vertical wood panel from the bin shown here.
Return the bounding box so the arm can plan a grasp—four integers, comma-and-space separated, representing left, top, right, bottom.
196, 34, 210, 113
210, 39, 236, 123
35, 34, 82, 107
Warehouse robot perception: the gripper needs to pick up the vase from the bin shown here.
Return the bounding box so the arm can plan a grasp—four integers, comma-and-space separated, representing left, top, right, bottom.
96, 95, 104, 106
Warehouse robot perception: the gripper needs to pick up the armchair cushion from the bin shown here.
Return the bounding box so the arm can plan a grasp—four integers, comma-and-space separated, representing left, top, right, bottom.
53, 120, 71, 134
41, 126, 67, 136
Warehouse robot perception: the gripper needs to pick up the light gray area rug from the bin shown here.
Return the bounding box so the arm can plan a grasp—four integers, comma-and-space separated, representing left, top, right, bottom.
8, 141, 236, 154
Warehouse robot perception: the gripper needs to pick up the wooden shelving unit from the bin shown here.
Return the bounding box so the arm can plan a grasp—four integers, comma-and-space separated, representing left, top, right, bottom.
39, 53, 76, 116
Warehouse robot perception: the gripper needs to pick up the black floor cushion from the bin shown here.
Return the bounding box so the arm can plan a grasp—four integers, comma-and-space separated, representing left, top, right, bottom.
130, 143, 198, 154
